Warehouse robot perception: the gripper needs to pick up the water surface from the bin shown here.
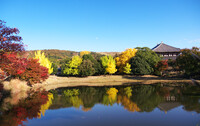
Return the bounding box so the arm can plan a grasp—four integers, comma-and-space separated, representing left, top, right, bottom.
0, 84, 200, 126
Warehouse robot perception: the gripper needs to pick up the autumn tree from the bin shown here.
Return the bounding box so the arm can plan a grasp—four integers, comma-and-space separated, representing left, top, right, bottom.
155, 60, 168, 76
34, 50, 53, 74
123, 63, 131, 74
101, 55, 117, 74
63, 55, 82, 75
80, 51, 90, 57
0, 20, 25, 54
115, 48, 137, 73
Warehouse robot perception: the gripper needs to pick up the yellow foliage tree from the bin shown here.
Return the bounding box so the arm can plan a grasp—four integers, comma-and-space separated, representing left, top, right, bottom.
80, 51, 91, 57
106, 62, 117, 74
101, 55, 117, 74
123, 63, 131, 74
115, 48, 137, 73
34, 50, 53, 74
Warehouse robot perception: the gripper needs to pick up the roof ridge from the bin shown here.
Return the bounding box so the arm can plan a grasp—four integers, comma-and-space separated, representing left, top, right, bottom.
152, 42, 163, 51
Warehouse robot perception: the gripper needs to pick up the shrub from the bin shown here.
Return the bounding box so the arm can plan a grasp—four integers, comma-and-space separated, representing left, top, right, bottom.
3, 79, 30, 94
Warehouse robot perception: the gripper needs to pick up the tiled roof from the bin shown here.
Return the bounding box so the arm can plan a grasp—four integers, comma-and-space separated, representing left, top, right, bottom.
152, 42, 180, 52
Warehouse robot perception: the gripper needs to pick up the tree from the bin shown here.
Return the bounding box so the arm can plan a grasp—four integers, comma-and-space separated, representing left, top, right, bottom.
115, 48, 137, 73
155, 60, 168, 76
123, 63, 131, 74
34, 50, 53, 74
130, 47, 160, 75
63, 55, 82, 75
51, 63, 58, 75
106, 62, 117, 74
176, 48, 200, 77
101, 55, 117, 74
79, 60, 95, 77
0, 20, 25, 54
80, 51, 90, 57
130, 56, 152, 75
82, 54, 104, 75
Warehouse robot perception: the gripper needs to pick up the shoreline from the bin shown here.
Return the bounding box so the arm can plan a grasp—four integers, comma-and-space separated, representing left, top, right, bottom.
32, 75, 195, 91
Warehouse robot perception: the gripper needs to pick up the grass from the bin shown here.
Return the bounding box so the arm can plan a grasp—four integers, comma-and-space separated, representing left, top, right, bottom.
32, 75, 194, 91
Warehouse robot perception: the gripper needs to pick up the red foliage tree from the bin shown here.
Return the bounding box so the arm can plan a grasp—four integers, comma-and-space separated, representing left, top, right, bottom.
0, 20, 49, 84
0, 20, 25, 54
155, 60, 168, 75
20, 58, 49, 85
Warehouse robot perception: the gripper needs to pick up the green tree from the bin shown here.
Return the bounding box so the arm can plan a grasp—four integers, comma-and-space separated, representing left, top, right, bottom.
176, 47, 200, 77
79, 60, 96, 77
51, 63, 58, 75
130, 47, 160, 75
82, 54, 104, 75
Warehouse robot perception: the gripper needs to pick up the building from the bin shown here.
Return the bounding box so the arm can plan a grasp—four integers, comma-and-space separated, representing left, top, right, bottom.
152, 42, 181, 60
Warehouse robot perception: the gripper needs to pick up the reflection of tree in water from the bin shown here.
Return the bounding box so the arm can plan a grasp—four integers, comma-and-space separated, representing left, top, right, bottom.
180, 86, 200, 113
117, 95, 140, 112
102, 88, 118, 106
131, 85, 164, 112
38, 93, 54, 118
62, 89, 83, 108
49, 85, 200, 114
79, 87, 105, 108
0, 89, 50, 126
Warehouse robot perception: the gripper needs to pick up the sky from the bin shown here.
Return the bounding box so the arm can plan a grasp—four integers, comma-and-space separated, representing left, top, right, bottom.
1, 0, 200, 52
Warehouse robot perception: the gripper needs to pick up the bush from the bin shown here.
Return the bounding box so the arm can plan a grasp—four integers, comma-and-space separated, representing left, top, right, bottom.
79, 60, 95, 77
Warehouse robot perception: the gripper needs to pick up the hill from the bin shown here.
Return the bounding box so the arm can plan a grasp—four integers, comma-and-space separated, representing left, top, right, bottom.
27, 49, 108, 65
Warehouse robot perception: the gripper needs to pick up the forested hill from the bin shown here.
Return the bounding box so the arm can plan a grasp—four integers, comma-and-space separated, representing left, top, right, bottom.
28, 49, 79, 60
27, 49, 114, 65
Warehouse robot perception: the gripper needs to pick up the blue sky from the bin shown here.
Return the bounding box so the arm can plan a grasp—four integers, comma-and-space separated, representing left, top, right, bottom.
1, 0, 200, 52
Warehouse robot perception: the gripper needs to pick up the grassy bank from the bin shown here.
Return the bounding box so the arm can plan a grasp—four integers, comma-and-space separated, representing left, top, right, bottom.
33, 75, 194, 91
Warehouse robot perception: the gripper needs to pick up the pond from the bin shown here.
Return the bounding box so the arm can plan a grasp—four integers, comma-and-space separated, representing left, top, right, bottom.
0, 84, 200, 126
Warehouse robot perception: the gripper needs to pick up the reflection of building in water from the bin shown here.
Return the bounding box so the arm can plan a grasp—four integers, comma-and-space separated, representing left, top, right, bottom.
165, 95, 177, 101
158, 102, 181, 113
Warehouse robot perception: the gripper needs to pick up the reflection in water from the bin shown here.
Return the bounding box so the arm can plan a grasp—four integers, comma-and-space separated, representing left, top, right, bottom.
0, 84, 200, 126
0, 89, 53, 126
38, 93, 54, 118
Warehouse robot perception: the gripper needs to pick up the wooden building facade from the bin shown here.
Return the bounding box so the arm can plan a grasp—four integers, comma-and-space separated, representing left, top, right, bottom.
152, 42, 181, 60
